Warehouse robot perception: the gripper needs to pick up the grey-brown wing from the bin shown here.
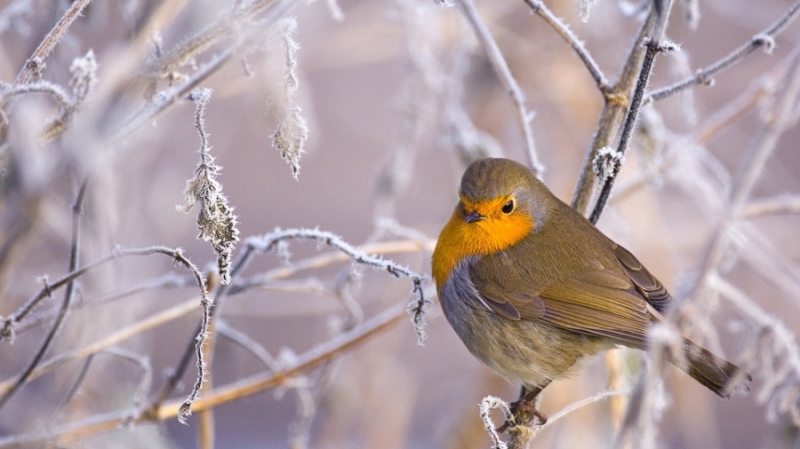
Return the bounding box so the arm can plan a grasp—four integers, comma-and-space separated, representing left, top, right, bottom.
471, 257, 651, 348
613, 244, 672, 313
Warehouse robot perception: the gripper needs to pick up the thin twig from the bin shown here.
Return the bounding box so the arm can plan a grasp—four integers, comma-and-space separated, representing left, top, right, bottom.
146, 235, 430, 417
455, 0, 542, 176
114, 47, 235, 142
12, 273, 194, 337
0, 298, 199, 396
144, 0, 298, 80
245, 228, 430, 343
541, 389, 631, 430
571, 12, 656, 214
523, 0, 609, 92
741, 194, 800, 219
230, 239, 433, 295
14, 0, 93, 84
588, 0, 676, 224
0, 303, 408, 447
1, 246, 207, 342
646, 0, 800, 103
217, 320, 278, 371
0, 180, 87, 409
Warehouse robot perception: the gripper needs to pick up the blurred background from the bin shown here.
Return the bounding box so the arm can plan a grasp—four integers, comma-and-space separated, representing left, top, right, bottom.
0, 0, 799, 447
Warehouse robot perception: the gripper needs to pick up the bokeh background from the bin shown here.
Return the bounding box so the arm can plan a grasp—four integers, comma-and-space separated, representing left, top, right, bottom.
0, 0, 799, 447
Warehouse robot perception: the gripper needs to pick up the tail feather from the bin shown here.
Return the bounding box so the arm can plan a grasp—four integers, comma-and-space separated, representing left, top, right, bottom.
670, 338, 752, 398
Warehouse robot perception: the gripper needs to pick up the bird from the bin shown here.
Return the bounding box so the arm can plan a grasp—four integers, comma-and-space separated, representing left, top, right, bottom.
431, 157, 751, 425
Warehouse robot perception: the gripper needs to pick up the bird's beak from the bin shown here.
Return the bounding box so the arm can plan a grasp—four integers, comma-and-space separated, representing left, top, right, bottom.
465, 212, 485, 223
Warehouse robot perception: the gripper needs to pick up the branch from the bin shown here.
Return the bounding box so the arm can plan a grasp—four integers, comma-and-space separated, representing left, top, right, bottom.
244, 228, 430, 343
646, 0, 800, 102
523, 0, 609, 92
741, 194, 800, 219
455, 0, 543, 176
0, 181, 87, 410
0, 303, 408, 447
571, 11, 656, 214
0, 298, 199, 396
14, 0, 93, 84
588, 1, 676, 224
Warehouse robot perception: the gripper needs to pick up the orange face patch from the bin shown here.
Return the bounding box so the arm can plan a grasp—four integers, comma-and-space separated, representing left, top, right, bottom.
432, 195, 534, 290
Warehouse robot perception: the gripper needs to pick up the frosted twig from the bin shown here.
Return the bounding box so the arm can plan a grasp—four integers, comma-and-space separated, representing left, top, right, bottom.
541, 389, 631, 430
647, 0, 800, 103
12, 274, 195, 338
14, 0, 92, 84
270, 18, 308, 179
235, 239, 433, 290
0, 244, 208, 421
480, 396, 511, 449
455, 0, 542, 176
0, 81, 71, 111
42, 50, 98, 140
117, 46, 236, 141
711, 275, 800, 423
144, 0, 298, 81
0, 181, 87, 410
178, 88, 240, 285
0, 303, 409, 446
0, 298, 199, 396
523, 0, 609, 92
588, 0, 676, 224
245, 228, 430, 344
571, 12, 655, 214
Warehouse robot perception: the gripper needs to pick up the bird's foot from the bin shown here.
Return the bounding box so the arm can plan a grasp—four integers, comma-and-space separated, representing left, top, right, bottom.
496, 399, 547, 433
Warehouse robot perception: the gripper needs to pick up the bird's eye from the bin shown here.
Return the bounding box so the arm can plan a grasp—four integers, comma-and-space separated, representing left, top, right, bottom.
501, 200, 514, 214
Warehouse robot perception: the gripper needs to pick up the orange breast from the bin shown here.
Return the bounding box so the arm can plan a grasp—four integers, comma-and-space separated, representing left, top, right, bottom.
432, 205, 533, 290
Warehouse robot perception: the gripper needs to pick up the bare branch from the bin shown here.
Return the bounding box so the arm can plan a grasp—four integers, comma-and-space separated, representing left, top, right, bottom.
455, 0, 542, 176
0, 181, 87, 410
245, 228, 430, 343
741, 194, 800, 219
588, 1, 677, 224
14, 0, 93, 84
647, 0, 800, 103
571, 12, 656, 214
0, 303, 408, 447
523, 0, 609, 92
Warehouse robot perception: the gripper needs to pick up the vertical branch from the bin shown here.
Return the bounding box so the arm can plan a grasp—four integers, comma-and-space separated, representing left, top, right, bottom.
455, 0, 543, 176
0, 180, 88, 409
198, 318, 216, 449
588, 0, 675, 224
571, 12, 656, 214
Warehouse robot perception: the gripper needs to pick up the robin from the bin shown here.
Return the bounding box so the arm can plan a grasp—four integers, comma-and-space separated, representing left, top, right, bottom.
432, 158, 751, 424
